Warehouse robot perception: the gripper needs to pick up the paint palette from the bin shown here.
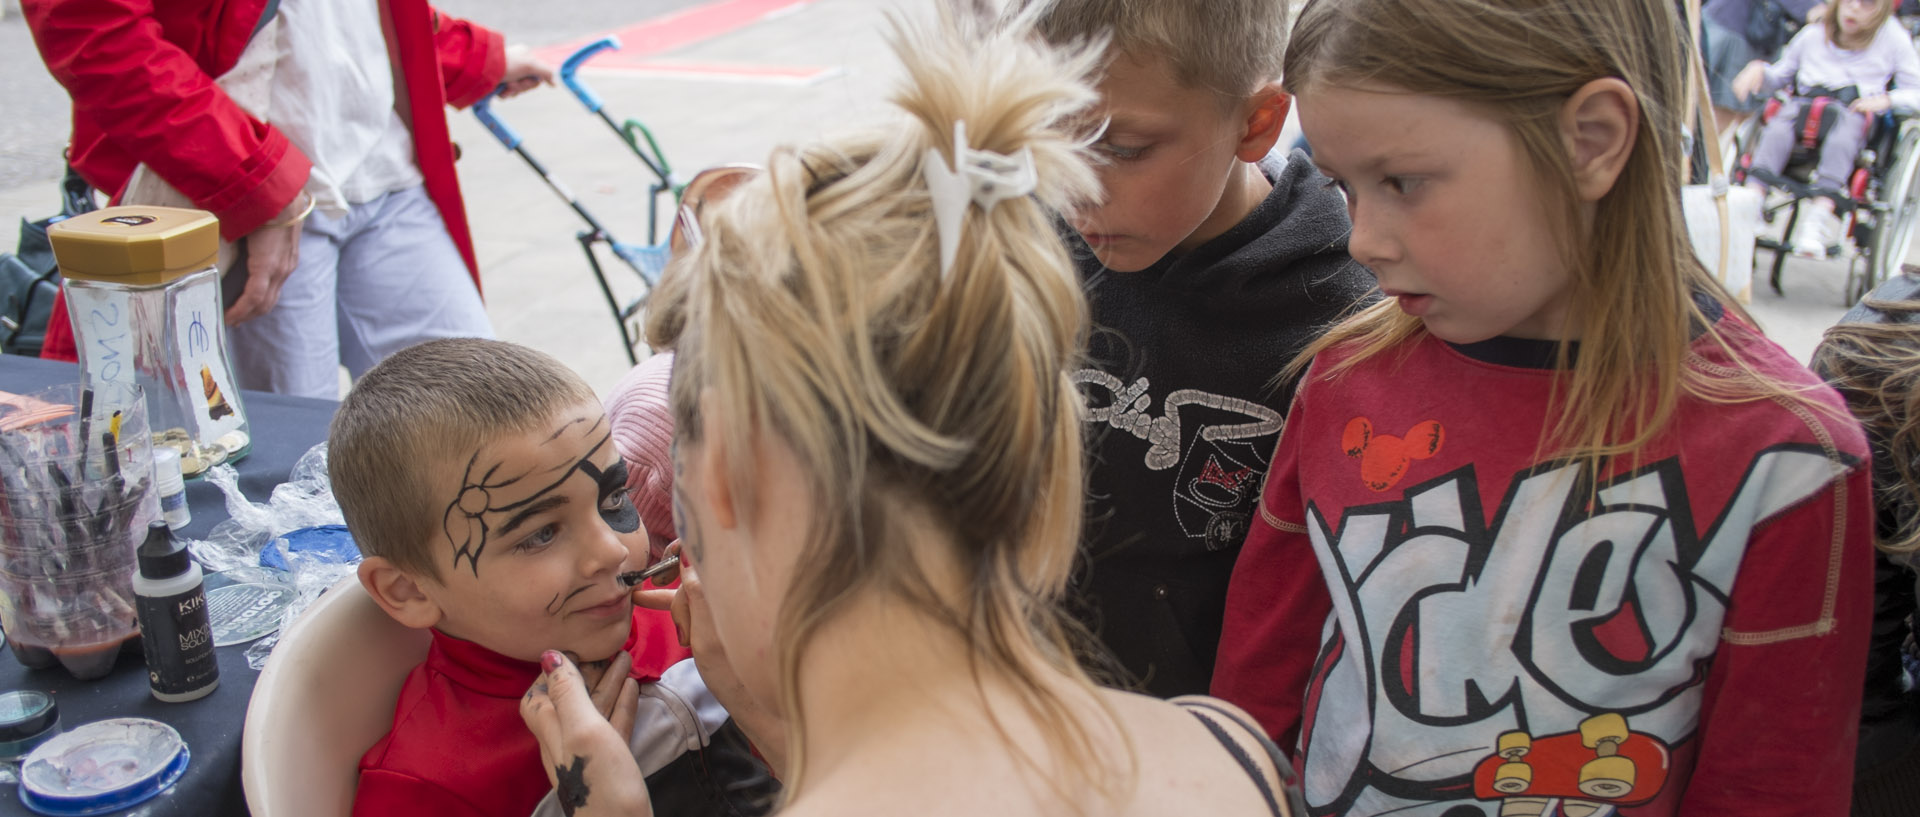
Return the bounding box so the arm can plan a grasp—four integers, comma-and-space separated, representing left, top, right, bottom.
18, 718, 189, 816
0, 691, 61, 761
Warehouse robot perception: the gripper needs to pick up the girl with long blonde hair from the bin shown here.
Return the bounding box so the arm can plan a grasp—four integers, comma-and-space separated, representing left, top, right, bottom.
516, 9, 1301, 817
1211, 0, 1874, 813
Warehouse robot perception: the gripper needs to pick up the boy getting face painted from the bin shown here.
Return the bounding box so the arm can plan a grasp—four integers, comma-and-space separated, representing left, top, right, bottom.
332, 338, 777, 817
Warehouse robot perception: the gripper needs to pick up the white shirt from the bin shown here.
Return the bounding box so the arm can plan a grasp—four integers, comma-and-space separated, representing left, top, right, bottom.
266, 0, 423, 214
1761, 19, 1920, 111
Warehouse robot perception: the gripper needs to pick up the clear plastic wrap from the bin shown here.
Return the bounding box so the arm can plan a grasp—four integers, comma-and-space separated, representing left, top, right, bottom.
187, 443, 341, 572
181, 443, 361, 669
241, 548, 358, 670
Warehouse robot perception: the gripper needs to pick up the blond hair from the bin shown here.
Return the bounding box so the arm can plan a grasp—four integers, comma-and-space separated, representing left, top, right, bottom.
329, 338, 598, 579
1283, 0, 1789, 469
1815, 301, 1920, 554
1827, 0, 1896, 50
1025, 0, 1287, 99
645, 8, 1115, 806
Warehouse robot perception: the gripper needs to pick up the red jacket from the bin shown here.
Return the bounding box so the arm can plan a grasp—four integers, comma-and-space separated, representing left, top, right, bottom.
22, 0, 503, 361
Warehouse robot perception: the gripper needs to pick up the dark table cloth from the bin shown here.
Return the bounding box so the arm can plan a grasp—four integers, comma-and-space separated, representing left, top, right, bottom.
0, 354, 338, 816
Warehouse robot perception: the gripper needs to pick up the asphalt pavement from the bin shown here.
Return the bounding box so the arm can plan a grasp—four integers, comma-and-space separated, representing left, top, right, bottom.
0, 0, 908, 390
0, 0, 1888, 392
0, 0, 73, 191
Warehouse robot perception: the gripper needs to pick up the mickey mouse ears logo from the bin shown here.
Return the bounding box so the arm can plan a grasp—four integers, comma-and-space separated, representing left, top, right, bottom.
1343, 417, 1445, 492
101, 215, 156, 227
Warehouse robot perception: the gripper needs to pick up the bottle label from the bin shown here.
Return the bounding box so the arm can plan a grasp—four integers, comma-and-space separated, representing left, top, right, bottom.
159, 491, 190, 528
136, 585, 219, 697
170, 278, 245, 442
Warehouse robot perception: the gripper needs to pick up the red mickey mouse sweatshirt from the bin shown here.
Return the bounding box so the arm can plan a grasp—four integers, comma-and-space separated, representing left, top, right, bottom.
1213, 305, 1872, 817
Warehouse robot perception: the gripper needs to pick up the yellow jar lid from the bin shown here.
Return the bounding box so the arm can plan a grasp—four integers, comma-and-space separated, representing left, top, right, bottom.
49, 206, 219, 286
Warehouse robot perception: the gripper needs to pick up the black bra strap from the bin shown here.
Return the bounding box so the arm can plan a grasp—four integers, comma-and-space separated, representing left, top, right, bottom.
1175, 697, 1296, 817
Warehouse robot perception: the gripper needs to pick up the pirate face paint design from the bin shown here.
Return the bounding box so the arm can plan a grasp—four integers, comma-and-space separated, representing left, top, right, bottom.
597, 460, 641, 535
444, 422, 640, 576
416, 398, 646, 664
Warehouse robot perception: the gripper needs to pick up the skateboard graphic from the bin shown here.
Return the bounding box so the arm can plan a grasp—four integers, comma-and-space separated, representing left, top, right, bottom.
1471, 713, 1672, 817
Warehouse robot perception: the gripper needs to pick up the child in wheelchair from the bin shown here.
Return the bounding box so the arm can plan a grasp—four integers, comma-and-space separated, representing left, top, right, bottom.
1734, 0, 1920, 256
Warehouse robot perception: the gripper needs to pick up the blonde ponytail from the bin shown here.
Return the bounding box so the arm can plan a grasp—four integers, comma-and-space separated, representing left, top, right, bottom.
647, 6, 1129, 806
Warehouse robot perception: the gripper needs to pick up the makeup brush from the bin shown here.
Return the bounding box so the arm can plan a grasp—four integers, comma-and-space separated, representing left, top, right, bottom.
619, 554, 681, 587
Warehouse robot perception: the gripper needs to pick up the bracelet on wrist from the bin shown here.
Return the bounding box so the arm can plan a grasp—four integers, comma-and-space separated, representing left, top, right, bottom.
262, 194, 315, 228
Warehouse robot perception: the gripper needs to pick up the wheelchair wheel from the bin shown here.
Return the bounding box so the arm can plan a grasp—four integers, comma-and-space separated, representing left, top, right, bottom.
1849, 254, 1877, 305
1867, 121, 1920, 301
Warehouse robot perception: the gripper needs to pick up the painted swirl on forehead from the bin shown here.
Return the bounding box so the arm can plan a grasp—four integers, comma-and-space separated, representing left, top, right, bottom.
545, 416, 590, 443
441, 417, 622, 576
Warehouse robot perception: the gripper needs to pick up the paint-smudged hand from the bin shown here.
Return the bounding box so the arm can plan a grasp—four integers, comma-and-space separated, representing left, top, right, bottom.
555, 756, 590, 816
522, 651, 651, 816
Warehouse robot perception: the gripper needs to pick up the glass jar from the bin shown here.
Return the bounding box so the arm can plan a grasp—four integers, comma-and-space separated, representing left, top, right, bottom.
48, 206, 250, 478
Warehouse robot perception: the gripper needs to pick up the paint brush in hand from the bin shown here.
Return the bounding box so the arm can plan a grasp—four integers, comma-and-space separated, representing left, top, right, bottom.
619, 554, 680, 587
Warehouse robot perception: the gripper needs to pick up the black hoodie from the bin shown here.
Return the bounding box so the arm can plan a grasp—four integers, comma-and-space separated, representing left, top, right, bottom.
1067, 149, 1376, 698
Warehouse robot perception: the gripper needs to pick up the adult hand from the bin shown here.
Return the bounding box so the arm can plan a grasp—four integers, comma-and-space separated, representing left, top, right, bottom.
1806, 2, 1829, 24
1853, 94, 1893, 114
1731, 61, 1767, 103
523, 651, 652, 817
224, 193, 309, 325
629, 542, 681, 631
634, 541, 790, 778
499, 44, 556, 99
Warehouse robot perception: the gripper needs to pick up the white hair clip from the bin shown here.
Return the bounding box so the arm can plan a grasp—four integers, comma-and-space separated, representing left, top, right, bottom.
922, 120, 1038, 275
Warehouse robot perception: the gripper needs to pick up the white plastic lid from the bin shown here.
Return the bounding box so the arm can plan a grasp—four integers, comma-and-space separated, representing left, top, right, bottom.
18, 718, 189, 816
151, 448, 185, 494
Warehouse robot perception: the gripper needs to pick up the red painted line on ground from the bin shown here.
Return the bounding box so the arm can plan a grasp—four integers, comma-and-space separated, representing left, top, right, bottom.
586, 60, 837, 84
534, 0, 814, 65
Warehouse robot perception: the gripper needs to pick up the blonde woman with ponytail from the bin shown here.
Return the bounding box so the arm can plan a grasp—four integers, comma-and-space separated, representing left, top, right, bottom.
1211, 0, 1874, 814
516, 10, 1300, 817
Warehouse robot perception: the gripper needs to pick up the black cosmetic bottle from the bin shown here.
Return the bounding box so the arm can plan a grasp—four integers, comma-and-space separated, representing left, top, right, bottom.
133, 521, 219, 702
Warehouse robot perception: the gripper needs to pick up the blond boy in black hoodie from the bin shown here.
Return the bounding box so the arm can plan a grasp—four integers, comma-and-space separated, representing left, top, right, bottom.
1030, 0, 1374, 698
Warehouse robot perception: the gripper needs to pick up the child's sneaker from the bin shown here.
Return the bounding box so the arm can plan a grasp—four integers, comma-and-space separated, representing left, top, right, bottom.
1789, 207, 1838, 258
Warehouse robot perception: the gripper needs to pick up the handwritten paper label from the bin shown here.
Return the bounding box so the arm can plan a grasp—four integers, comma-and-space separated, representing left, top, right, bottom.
170, 277, 244, 443
65, 286, 136, 390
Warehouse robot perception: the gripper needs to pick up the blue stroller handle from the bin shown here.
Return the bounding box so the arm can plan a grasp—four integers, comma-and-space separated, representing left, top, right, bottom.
560, 37, 622, 114
472, 85, 521, 150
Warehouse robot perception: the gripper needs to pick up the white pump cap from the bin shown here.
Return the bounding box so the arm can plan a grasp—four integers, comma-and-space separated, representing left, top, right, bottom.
152, 448, 191, 529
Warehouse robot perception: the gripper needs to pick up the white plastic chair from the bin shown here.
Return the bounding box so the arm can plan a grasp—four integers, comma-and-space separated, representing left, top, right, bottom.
241, 577, 430, 816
